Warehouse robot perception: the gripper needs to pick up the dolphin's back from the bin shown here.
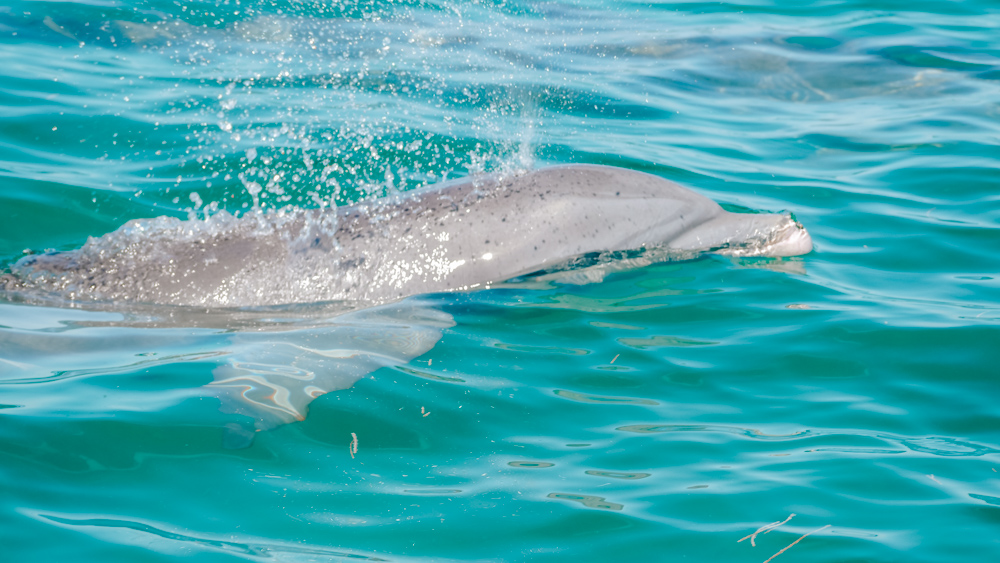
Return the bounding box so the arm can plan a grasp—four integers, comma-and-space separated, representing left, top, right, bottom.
2, 165, 810, 307
331, 165, 726, 301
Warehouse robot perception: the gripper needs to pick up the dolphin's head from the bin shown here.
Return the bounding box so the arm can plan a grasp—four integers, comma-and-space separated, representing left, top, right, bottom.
756, 215, 813, 257
715, 213, 813, 258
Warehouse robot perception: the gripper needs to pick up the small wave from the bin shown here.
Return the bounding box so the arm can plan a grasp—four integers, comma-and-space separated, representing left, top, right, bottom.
614, 423, 1000, 457
30, 511, 387, 561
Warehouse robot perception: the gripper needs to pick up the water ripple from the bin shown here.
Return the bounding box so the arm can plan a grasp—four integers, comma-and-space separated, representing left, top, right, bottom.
615, 423, 1000, 457
31, 511, 387, 561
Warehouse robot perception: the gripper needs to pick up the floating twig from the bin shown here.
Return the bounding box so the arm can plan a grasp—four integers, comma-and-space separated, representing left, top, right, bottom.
610, 354, 619, 364
762, 524, 830, 563
349, 432, 358, 459
739, 513, 795, 546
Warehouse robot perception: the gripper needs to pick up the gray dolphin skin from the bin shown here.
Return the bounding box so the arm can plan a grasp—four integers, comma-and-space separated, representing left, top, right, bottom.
3, 164, 812, 307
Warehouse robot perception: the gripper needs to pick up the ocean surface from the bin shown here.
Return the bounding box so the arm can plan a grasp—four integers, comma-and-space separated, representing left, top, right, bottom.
2, 0, 998, 561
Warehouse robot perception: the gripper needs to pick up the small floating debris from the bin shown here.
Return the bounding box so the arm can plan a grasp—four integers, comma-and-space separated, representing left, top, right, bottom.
739, 513, 795, 546
763, 525, 830, 563
738, 514, 831, 563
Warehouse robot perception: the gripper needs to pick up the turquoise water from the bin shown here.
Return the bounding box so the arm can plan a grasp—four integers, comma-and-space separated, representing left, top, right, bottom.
2, 0, 999, 560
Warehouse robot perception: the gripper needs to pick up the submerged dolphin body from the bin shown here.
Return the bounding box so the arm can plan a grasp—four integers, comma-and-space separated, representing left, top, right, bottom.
0, 297, 454, 443
3, 164, 811, 307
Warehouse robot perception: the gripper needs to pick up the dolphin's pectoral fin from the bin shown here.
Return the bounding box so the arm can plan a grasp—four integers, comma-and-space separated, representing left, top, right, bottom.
209, 349, 386, 432
207, 300, 455, 439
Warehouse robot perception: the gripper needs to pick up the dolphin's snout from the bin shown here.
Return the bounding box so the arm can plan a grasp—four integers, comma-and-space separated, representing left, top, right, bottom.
762, 218, 813, 257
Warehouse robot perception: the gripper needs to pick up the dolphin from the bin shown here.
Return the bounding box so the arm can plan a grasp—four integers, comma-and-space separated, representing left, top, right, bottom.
2, 164, 812, 308
1, 164, 812, 444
